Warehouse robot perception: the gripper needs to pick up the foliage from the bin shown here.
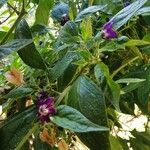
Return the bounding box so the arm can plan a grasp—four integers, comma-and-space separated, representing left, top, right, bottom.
0, 0, 150, 150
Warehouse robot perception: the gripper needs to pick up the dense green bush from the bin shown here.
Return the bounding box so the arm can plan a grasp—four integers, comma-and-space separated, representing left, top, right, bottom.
0, 0, 150, 149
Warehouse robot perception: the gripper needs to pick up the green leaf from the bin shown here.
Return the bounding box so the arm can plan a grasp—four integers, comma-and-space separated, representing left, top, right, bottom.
49, 51, 79, 82
57, 64, 77, 92
124, 40, 150, 46
80, 17, 93, 41
130, 137, 150, 150
96, 63, 120, 111
0, 106, 37, 150
15, 19, 46, 69
122, 82, 142, 93
75, 5, 108, 22
116, 78, 145, 83
109, 135, 124, 150
110, 0, 148, 29
16, 123, 38, 150
99, 41, 125, 52
58, 21, 79, 44
123, 65, 150, 114
67, 75, 110, 150
51, 105, 108, 132
136, 7, 150, 16
2, 86, 33, 112
131, 130, 150, 146
35, 0, 54, 25
0, 39, 32, 60
4, 86, 33, 99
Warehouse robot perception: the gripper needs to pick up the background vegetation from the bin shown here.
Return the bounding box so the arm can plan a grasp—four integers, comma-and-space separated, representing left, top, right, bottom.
0, 0, 150, 149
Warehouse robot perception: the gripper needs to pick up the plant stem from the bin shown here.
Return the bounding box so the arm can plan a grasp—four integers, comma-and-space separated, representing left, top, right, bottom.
7, 2, 20, 14
0, 0, 26, 45
111, 56, 139, 78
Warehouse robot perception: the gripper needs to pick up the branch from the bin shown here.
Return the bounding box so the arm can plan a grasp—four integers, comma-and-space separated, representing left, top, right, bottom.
111, 56, 139, 78
0, 11, 15, 25
0, 1, 26, 45
7, 2, 19, 15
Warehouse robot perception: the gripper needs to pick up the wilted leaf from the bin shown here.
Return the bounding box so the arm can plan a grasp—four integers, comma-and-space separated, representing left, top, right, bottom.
40, 128, 56, 147
57, 139, 68, 150
5, 68, 24, 86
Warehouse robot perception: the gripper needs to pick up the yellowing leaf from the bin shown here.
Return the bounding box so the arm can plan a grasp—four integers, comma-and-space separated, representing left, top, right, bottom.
5, 68, 24, 86
58, 139, 69, 150
39, 128, 56, 147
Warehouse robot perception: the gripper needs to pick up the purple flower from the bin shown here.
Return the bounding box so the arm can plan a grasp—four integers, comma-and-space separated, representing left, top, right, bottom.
37, 92, 56, 123
124, 0, 130, 7
102, 22, 118, 40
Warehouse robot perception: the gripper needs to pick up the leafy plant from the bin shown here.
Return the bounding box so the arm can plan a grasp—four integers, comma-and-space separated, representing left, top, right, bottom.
0, 0, 150, 150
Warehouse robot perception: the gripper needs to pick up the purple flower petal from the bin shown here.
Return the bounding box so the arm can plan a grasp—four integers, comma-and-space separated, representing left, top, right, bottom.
102, 21, 118, 40
37, 91, 56, 123
103, 22, 113, 30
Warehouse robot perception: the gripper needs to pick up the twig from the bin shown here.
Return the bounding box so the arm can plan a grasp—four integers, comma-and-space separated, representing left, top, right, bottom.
0, 11, 15, 25
111, 56, 139, 78
0, 1, 26, 45
7, 2, 19, 15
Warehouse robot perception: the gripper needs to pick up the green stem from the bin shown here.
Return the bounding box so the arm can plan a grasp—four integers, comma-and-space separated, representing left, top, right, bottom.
55, 86, 71, 106
111, 56, 139, 78
16, 123, 38, 150
0, 1, 26, 45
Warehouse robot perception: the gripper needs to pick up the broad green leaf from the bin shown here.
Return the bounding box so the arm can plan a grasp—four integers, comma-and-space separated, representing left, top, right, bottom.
15, 19, 46, 69
69, 1, 77, 20
109, 135, 123, 150
0, 106, 37, 150
75, 5, 108, 22
57, 64, 77, 92
110, 0, 148, 29
80, 17, 93, 41
35, 0, 54, 25
99, 41, 125, 52
51, 105, 108, 132
4, 86, 33, 99
0, 39, 32, 60
94, 63, 105, 84
116, 78, 145, 83
136, 7, 150, 16
131, 130, 150, 146
124, 40, 150, 46
96, 63, 120, 111
49, 51, 79, 82
130, 138, 150, 150
67, 75, 110, 150
16, 123, 38, 150
58, 21, 79, 44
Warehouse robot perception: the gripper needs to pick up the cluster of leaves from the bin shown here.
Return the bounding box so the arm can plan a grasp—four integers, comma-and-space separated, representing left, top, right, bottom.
0, 0, 150, 150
